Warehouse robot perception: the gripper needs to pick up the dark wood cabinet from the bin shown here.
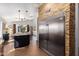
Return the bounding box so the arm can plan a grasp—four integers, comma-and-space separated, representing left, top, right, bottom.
14, 35, 30, 48
13, 24, 16, 34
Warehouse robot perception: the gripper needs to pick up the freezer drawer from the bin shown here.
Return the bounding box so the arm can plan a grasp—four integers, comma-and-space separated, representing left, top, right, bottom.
48, 41, 65, 56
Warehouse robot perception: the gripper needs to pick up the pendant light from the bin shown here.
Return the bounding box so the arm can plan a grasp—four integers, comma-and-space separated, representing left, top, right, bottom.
18, 10, 21, 21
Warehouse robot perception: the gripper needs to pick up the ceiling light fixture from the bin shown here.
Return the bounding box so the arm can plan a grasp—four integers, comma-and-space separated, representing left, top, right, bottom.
17, 9, 29, 21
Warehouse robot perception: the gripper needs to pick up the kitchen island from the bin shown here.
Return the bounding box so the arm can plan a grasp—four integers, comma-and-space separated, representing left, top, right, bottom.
13, 32, 31, 48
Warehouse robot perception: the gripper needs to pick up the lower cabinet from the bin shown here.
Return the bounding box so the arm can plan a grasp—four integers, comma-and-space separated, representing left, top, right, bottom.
14, 35, 30, 48
48, 41, 65, 56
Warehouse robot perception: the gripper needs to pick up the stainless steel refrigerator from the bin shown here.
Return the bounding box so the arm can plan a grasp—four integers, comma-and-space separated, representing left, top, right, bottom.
39, 15, 65, 56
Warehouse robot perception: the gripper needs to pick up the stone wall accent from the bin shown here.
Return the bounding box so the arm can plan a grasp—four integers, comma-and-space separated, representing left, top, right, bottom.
69, 3, 75, 56
38, 3, 75, 56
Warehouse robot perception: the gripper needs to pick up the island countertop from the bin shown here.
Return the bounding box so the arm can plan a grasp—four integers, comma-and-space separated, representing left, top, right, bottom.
12, 32, 31, 36
13, 32, 31, 48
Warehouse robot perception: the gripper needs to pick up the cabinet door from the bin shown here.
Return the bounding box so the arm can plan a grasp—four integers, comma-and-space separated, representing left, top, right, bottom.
48, 17, 65, 56
39, 24, 48, 50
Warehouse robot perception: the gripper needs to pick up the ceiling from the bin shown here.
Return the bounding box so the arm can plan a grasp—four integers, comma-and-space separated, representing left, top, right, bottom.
0, 3, 41, 22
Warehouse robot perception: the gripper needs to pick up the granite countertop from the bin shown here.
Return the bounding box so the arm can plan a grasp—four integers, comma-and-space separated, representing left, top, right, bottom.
12, 32, 31, 36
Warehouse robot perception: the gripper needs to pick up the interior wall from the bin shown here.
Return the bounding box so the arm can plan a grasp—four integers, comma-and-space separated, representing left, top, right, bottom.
78, 5, 79, 53
32, 8, 38, 40
0, 21, 2, 39
75, 3, 79, 56
78, 4, 79, 49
